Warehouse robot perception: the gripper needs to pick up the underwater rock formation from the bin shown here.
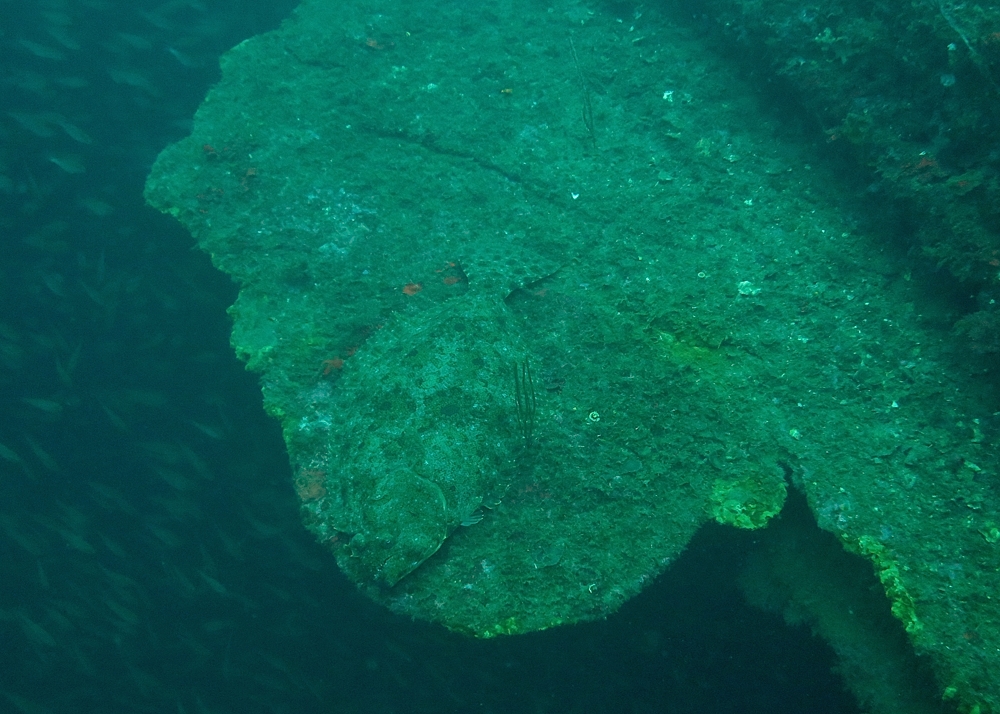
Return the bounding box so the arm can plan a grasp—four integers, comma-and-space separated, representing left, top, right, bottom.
146, 0, 1000, 710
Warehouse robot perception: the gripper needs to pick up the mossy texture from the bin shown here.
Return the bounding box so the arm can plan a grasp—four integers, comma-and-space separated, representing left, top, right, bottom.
686, 0, 1000, 348
146, 0, 1000, 709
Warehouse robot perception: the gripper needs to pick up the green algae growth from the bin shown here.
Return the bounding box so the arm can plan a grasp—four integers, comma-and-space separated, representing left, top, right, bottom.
146, 0, 1000, 710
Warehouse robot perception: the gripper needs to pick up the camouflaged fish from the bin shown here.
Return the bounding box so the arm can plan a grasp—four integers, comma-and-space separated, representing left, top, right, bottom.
319, 273, 542, 586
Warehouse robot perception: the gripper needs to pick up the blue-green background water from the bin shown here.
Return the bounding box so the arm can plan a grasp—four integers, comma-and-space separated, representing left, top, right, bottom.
0, 1, 873, 711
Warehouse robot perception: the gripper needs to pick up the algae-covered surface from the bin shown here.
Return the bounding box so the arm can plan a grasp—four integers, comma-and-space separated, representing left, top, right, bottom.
145, 0, 1000, 709
688, 0, 1000, 295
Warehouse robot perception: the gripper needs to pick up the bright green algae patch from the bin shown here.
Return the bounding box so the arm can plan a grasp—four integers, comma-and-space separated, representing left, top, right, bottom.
145, 0, 1000, 709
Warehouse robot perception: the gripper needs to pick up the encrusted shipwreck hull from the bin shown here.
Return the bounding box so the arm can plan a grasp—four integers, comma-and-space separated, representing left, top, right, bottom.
146, 0, 1000, 711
